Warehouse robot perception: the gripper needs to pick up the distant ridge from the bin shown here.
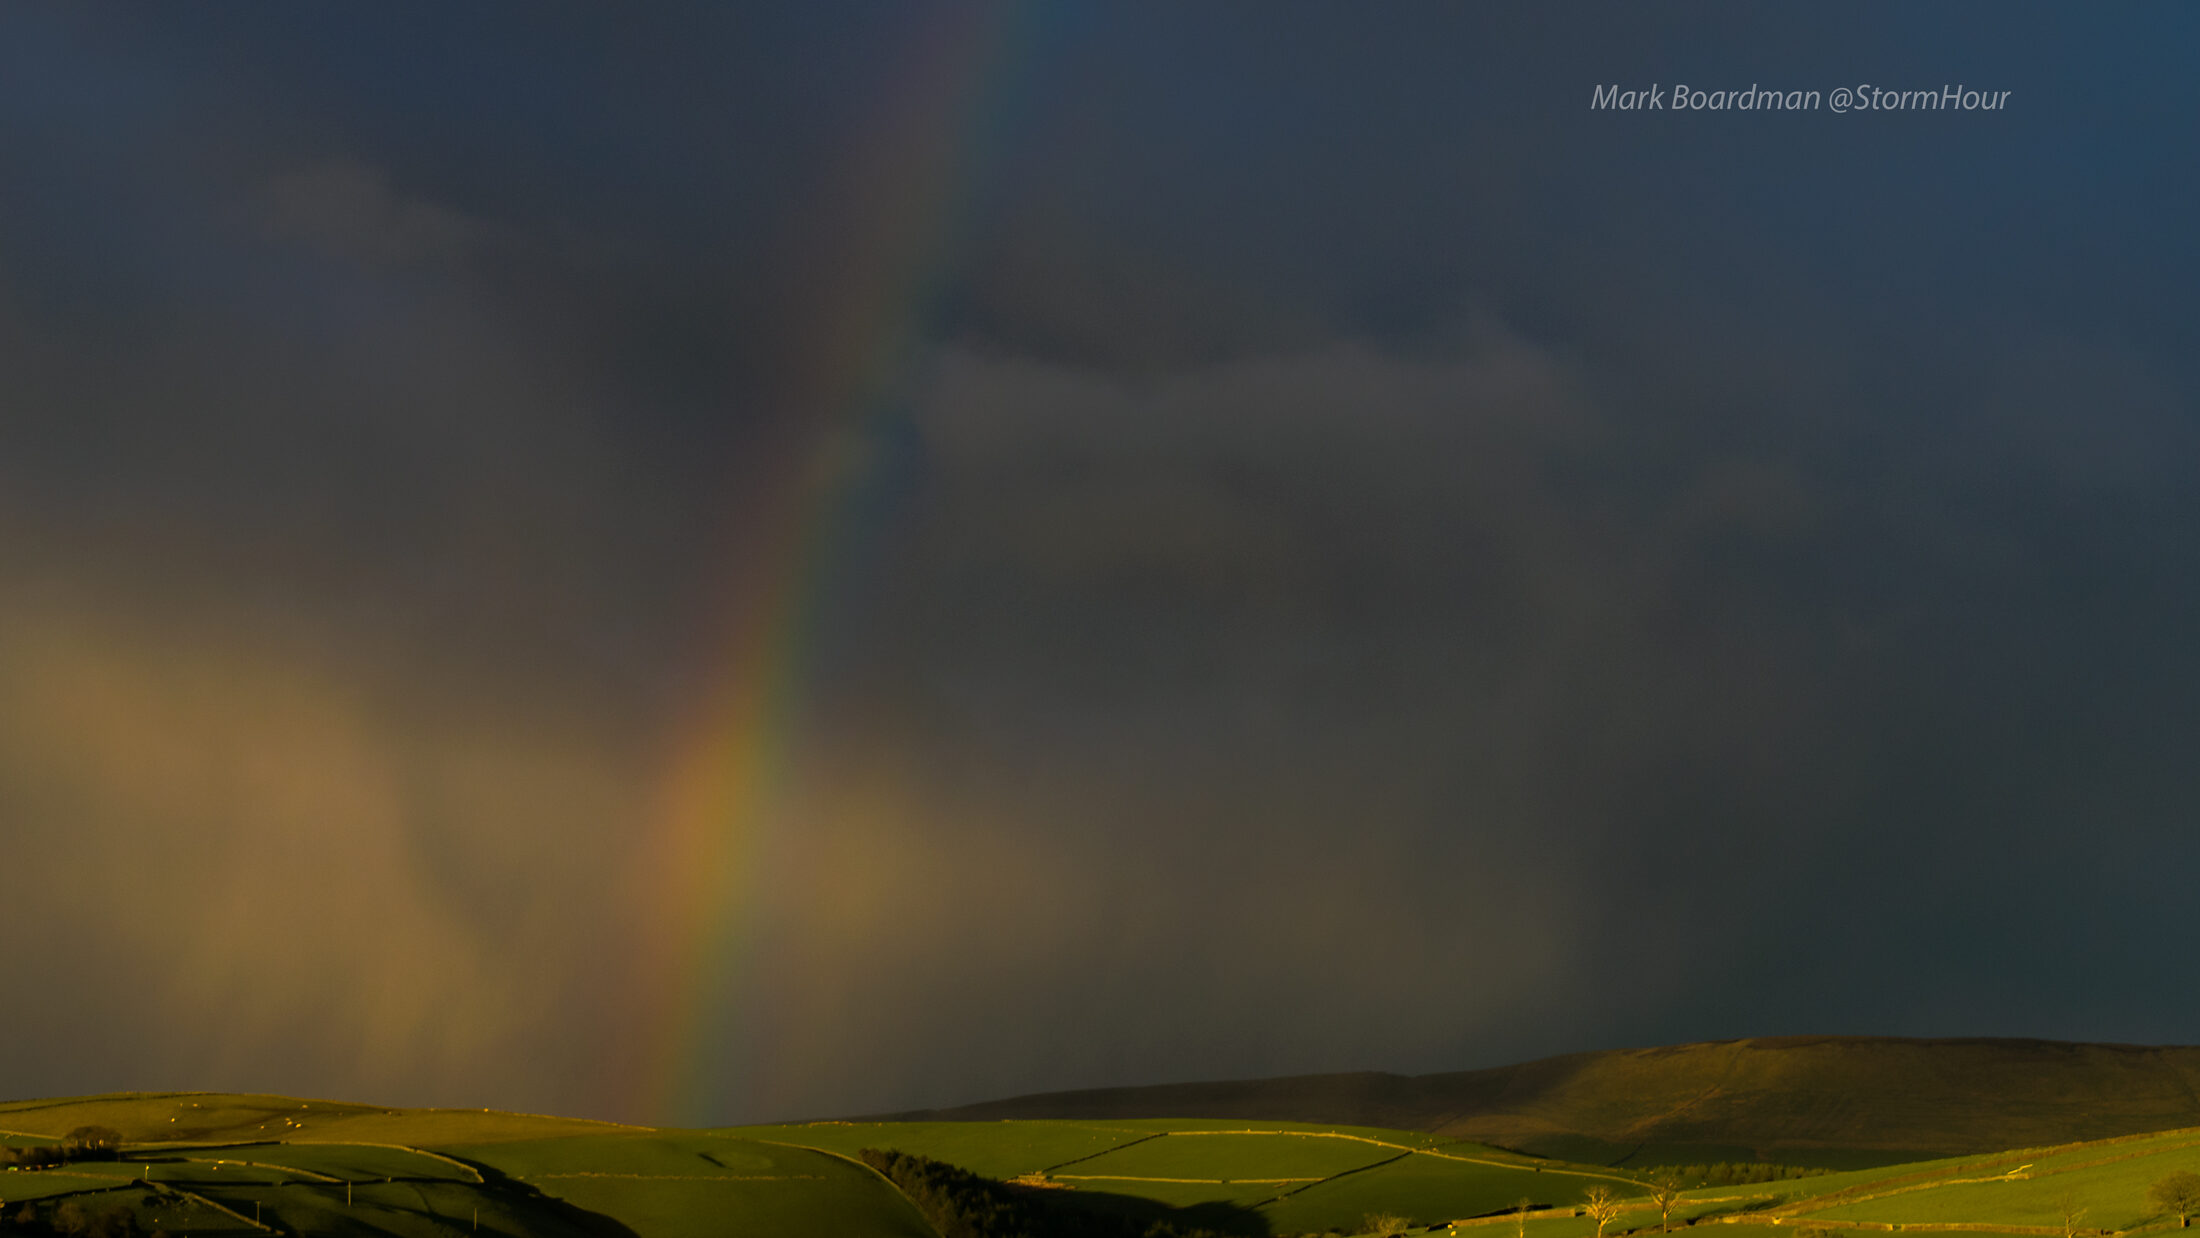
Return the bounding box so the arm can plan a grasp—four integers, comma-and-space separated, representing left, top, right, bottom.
880, 1036, 2200, 1168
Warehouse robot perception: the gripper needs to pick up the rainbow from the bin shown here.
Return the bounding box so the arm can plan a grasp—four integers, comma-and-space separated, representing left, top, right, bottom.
627, 6, 1036, 1126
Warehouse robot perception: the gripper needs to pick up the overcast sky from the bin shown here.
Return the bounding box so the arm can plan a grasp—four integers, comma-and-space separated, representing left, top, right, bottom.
3, 4, 2198, 1126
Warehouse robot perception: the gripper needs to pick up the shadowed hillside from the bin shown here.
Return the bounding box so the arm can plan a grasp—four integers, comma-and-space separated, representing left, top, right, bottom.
878, 1036, 2200, 1167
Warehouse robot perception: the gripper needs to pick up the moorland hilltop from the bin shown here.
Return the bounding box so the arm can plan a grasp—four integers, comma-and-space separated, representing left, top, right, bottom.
885, 1036, 2200, 1167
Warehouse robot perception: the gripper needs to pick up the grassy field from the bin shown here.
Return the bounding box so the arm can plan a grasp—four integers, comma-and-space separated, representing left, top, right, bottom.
742, 1118, 1649, 1233
1258, 1149, 1600, 1234
0, 1094, 631, 1149
11, 1091, 2200, 1238
1056, 1131, 1404, 1182
1771, 1127, 2200, 1233
443, 1133, 935, 1238
0, 1095, 929, 1238
746, 1114, 2200, 1237
221, 1142, 485, 1183
728, 1119, 1161, 1178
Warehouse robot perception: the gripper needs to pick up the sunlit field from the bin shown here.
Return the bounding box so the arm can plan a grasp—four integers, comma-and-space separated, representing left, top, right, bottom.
13, 1092, 2200, 1238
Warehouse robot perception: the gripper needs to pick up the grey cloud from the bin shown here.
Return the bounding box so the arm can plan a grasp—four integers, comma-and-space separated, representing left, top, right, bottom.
262, 160, 488, 269
0, 564, 642, 1114
4, 2, 2196, 1130
720, 312, 2199, 1117
895, 329, 1815, 757
687, 329, 1848, 1117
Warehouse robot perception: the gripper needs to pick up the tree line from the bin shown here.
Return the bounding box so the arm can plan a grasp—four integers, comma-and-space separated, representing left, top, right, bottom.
859, 1148, 1234, 1238
1, 1200, 158, 1238
1, 1129, 124, 1171
0, 1127, 158, 1238
1640, 1163, 1831, 1189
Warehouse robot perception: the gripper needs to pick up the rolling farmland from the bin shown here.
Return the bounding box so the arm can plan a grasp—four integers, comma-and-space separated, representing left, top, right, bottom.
11, 1085, 2200, 1238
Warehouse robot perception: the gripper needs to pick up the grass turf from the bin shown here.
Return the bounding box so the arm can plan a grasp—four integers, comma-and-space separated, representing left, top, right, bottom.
1263, 1148, 1629, 1234
1060, 1130, 1404, 1182
724, 1119, 1159, 1178
441, 1133, 936, 1238
15, 1090, 2200, 1238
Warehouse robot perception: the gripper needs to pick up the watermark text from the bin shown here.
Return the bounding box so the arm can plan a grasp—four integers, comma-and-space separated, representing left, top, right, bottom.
1591, 83, 2012, 113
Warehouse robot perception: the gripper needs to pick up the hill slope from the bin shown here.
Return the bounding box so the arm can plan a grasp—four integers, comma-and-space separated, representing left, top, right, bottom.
880, 1036, 2200, 1167
0, 1092, 934, 1238
17, 1086, 2200, 1237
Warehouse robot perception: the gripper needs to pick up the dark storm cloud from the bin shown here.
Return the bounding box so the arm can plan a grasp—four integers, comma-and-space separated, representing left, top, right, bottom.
2, 2, 2198, 1124
0, 9, 693, 1114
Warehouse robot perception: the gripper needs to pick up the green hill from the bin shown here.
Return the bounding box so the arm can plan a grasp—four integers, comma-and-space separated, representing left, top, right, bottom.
741, 1116, 2200, 1238
0, 1093, 931, 1238
19, 1041, 2200, 1238
879, 1037, 2200, 1167
733, 1116, 1640, 1233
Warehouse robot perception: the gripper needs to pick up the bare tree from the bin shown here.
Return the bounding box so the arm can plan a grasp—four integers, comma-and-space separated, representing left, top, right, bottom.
2058, 1191, 2088, 1238
2154, 1174, 2200, 1229
1652, 1175, 1685, 1233
1517, 1196, 1534, 1238
1582, 1185, 1625, 1238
